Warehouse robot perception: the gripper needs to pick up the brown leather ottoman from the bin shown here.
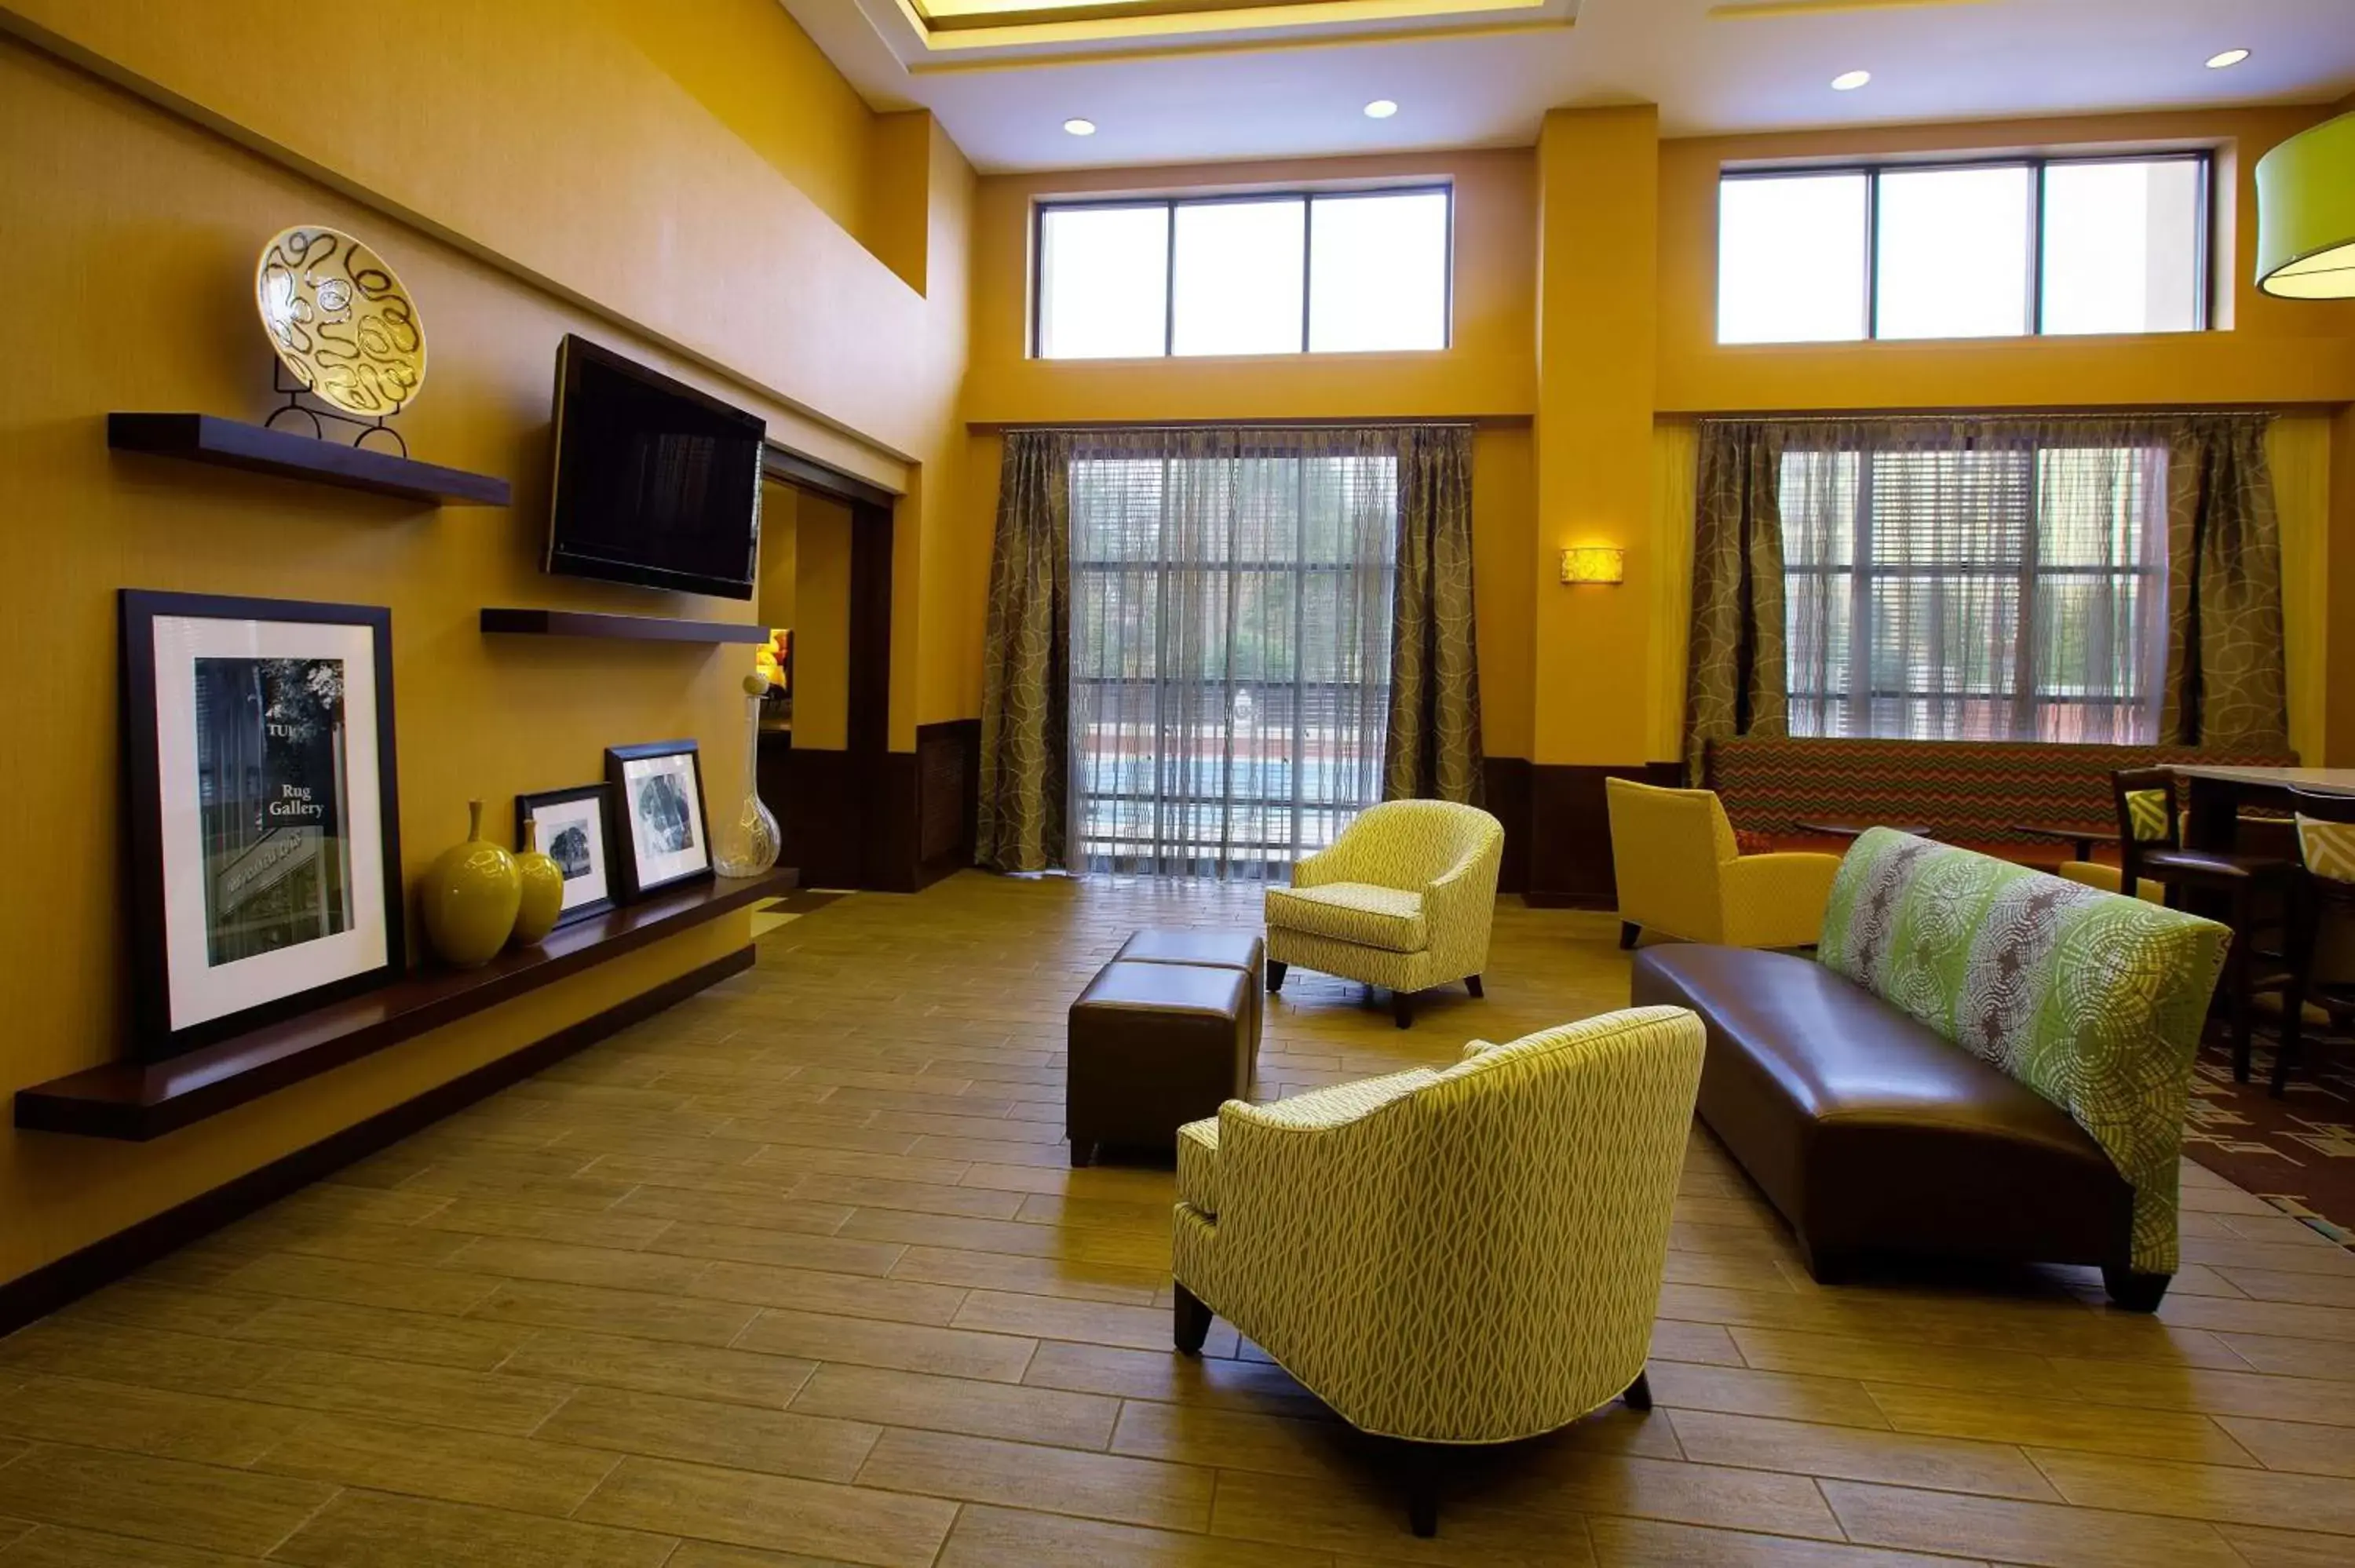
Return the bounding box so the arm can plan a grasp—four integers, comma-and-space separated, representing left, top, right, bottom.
1112, 928, 1266, 1048
1068, 960, 1251, 1169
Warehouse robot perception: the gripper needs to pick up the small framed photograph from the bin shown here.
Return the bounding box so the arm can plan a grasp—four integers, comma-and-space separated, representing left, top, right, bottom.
121, 589, 404, 1059
516, 784, 617, 928
605, 740, 711, 899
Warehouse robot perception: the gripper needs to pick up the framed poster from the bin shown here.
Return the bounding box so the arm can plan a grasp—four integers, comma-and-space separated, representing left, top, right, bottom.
121, 589, 403, 1059
516, 783, 617, 928
604, 740, 712, 899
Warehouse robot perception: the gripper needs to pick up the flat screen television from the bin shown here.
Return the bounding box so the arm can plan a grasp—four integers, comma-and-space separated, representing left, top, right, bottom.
546, 334, 766, 599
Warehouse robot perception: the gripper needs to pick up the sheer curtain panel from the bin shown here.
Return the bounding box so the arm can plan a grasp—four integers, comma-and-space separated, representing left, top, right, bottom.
1067, 428, 1400, 880
1775, 418, 2172, 745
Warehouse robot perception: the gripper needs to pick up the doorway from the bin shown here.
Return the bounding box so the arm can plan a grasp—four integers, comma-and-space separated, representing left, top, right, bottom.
756, 446, 895, 891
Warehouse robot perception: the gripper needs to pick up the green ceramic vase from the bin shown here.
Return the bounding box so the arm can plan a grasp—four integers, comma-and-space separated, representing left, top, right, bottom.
422, 799, 521, 968
512, 818, 565, 946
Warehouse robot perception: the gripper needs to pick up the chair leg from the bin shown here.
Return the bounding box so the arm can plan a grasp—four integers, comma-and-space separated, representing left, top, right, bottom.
2102, 1267, 2172, 1313
1466, 974, 1484, 999
1623, 1368, 1653, 1411
1619, 921, 1641, 950
1377, 1439, 1444, 1539
2276, 878, 2318, 1099
2229, 888, 2255, 1084
1265, 961, 1287, 994
1392, 991, 1414, 1030
1172, 1282, 1212, 1355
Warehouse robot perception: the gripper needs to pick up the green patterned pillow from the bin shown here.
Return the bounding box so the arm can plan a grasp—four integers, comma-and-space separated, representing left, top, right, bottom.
2126, 788, 2173, 844
1819, 829, 2229, 1275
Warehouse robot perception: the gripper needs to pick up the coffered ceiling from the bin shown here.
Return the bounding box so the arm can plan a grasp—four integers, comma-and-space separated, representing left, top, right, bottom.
778, 0, 2355, 172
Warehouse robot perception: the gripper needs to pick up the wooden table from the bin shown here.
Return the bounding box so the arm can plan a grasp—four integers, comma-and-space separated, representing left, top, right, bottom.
2173, 765, 2355, 853
1792, 820, 1933, 841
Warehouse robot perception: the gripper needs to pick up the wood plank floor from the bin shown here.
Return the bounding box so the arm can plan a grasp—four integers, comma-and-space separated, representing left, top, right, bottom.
8, 871, 2355, 1566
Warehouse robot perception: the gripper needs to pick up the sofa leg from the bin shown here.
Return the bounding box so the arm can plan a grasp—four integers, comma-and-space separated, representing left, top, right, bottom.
1068, 1140, 1094, 1169
1799, 1242, 1850, 1287
1173, 1282, 1213, 1355
1619, 921, 1641, 950
1392, 991, 1414, 1030
1466, 974, 1484, 999
2102, 1267, 2172, 1313
1266, 961, 1287, 994
1623, 1369, 1652, 1411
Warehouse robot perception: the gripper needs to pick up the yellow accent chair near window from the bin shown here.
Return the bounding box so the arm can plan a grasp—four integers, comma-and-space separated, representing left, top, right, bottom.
1264, 800, 1505, 1027
1170, 1005, 1706, 1537
1605, 779, 1842, 950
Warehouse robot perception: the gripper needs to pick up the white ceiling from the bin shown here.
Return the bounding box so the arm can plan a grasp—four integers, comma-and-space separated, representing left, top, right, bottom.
780, 0, 2355, 173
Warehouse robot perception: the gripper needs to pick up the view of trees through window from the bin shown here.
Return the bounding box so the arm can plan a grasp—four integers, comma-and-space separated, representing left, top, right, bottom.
1068, 445, 1397, 877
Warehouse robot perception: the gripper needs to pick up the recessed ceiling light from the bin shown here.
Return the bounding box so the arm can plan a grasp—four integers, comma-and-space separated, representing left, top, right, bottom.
2207, 48, 2251, 69
1063, 118, 1096, 137
1364, 99, 1400, 119
1831, 70, 1872, 92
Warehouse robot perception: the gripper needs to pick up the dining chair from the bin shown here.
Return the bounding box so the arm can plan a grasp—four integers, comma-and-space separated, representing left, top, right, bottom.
2113, 768, 2297, 1083
2273, 787, 2355, 1096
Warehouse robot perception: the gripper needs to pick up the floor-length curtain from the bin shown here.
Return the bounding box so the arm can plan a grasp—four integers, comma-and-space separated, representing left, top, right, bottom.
1385, 425, 1484, 804
2162, 414, 2290, 749
1684, 423, 1788, 779
976, 433, 1072, 873
1065, 427, 1398, 881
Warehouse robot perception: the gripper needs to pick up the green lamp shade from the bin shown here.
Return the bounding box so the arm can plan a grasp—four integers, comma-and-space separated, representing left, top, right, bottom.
2256, 111, 2355, 299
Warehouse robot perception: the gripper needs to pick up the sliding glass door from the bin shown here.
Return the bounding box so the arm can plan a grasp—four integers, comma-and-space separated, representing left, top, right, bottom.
1068, 430, 1396, 879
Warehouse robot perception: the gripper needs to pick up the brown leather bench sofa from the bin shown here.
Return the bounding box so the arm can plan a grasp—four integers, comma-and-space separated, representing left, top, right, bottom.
1630, 830, 2229, 1311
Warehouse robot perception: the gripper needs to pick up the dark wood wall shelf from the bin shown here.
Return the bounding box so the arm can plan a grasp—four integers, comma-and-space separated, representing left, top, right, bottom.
480, 607, 769, 644
15, 869, 795, 1142
108, 414, 512, 506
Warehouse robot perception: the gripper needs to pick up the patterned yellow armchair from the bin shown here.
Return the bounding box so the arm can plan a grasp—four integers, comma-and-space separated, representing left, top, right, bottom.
1605, 778, 1840, 950
1264, 800, 1505, 1027
1171, 1006, 1705, 1537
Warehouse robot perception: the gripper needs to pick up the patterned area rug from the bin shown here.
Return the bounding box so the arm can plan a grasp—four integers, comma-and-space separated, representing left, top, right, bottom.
2183, 1024, 2355, 1247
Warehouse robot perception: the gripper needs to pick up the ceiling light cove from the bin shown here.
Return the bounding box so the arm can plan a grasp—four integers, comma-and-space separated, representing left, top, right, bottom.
1364, 98, 1400, 118
844, 0, 1577, 67
2207, 48, 2251, 69
1831, 69, 1872, 90
1063, 117, 1097, 134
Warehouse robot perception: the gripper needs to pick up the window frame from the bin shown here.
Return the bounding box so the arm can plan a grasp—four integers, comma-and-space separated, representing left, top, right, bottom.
1718, 151, 2214, 345
1031, 184, 1456, 360
1780, 436, 2169, 742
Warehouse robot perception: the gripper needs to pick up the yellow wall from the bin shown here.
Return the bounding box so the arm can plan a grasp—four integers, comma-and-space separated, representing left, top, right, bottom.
794, 494, 857, 753
1533, 108, 1660, 768
0, 0, 974, 1291
757, 482, 801, 634
1658, 108, 2355, 415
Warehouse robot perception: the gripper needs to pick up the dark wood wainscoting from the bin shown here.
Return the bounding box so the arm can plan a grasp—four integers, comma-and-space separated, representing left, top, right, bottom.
1482, 758, 1684, 911
1483, 757, 1532, 896
759, 719, 980, 894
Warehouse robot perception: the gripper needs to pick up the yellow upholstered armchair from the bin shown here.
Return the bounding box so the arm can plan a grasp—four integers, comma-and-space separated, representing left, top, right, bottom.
1172, 1006, 1705, 1537
1265, 800, 1505, 1027
1605, 779, 1840, 950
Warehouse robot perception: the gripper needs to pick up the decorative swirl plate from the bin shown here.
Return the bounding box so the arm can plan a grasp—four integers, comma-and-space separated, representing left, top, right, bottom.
254, 226, 427, 417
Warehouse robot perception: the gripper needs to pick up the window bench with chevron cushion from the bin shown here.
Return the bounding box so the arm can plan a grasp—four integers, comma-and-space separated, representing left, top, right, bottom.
1706, 738, 2298, 866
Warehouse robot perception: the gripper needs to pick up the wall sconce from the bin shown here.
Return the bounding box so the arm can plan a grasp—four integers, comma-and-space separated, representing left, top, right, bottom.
1560, 546, 1626, 585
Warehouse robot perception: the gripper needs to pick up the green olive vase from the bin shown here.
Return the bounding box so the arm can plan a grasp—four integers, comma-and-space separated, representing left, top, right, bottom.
511, 818, 566, 946
422, 800, 521, 968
